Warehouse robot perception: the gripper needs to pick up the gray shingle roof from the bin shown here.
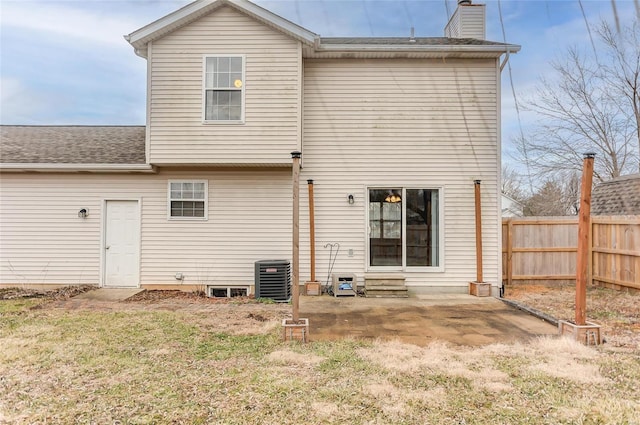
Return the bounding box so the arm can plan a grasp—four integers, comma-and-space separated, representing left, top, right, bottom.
0, 126, 146, 164
319, 37, 509, 47
592, 174, 640, 215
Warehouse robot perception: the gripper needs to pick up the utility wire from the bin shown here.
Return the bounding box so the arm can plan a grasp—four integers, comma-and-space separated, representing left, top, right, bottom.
497, 0, 534, 194
402, 0, 414, 33
578, 0, 600, 64
362, 0, 375, 36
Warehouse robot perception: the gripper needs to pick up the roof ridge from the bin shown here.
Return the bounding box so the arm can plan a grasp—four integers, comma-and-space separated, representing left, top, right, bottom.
596, 173, 640, 185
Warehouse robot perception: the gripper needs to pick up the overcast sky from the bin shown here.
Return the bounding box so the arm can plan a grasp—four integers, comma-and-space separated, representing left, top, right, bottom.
1, 0, 637, 167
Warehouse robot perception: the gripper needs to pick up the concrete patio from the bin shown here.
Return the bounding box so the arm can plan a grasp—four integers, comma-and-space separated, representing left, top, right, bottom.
300, 294, 557, 346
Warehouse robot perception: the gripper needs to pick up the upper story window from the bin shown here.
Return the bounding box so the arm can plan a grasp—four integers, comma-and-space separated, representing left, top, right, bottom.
168, 180, 208, 220
204, 55, 244, 122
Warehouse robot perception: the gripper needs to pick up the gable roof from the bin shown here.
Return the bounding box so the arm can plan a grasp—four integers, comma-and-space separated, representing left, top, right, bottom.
591, 174, 640, 216
126, 0, 318, 58
126, 0, 520, 59
0, 126, 152, 172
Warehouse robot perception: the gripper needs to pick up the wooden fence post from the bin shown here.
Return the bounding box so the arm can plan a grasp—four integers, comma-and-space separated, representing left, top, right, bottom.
291, 151, 301, 323
576, 153, 595, 326
307, 179, 316, 282
474, 180, 483, 283
588, 217, 593, 287
507, 218, 513, 286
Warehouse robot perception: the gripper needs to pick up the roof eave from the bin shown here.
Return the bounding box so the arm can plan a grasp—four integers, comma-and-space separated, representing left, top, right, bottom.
126, 0, 318, 59
0, 163, 157, 173
313, 43, 521, 55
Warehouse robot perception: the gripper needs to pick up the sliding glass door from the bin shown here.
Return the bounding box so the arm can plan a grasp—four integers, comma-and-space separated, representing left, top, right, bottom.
368, 188, 440, 269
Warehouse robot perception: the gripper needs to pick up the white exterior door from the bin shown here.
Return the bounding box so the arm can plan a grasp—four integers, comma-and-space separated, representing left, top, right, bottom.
104, 200, 140, 288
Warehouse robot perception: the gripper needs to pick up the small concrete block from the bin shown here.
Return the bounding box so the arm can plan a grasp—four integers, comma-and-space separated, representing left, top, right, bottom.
304, 281, 322, 296
558, 320, 602, 345
282, 318, 309, 343
469, 282, 491, 297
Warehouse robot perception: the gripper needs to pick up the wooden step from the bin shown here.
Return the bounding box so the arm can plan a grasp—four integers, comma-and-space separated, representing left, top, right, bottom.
364, 285, 408, 292
364, 274, 408, 298
366, 293, 410, 298
364, 286, 409, 298
364, 274, 406, 287
365, 290, 409, 298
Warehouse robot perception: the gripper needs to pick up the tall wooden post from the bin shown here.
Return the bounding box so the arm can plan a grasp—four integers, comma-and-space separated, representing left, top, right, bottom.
474, 180, 483, 283
307, 179, 316, 282
576, 153, 595, 326
291, 151, 301, 323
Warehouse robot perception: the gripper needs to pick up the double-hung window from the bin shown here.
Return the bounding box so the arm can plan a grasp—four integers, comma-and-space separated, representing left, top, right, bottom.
168, 181, 208, 220
204, 55, 244, 122
368, 188, 442, 270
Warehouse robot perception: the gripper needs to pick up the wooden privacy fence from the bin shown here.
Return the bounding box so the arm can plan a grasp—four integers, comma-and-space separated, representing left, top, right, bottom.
502, 216, 640, 291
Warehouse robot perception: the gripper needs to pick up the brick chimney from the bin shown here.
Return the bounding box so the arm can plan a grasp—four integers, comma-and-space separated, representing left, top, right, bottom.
444, 0, 486, 40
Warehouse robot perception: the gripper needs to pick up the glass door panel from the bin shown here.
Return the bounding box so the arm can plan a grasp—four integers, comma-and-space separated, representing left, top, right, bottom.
406, 189, 439, 266
369, 189, 402, 266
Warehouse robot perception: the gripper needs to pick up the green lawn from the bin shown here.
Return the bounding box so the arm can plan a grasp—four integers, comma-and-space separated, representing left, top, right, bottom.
1, 298, 639, 425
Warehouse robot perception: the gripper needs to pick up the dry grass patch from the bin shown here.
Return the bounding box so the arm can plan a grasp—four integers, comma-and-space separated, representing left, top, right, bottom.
505, 283, 640, 349
358, 340, 513, 393
1, 296, 639, 424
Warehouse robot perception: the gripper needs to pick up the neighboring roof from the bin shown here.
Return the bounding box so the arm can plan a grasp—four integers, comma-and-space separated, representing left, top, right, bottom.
501, 193, 524, 217
0, 126, 146, 165
592, 174, 640, 216
126, 0, 520, 59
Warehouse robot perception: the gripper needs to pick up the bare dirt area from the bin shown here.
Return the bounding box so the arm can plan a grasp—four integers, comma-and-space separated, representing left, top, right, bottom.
125, 289, 256, 304
0, 287, 292, 336
0, 284, 95, 301
504, 283, 640, 350
3, 285, 638, 348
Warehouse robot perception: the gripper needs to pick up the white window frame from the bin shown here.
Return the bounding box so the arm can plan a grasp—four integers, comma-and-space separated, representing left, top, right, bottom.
202, 54, 246, 124
167, 180, 208, 221
207, 286, 250, 298
366, 186, 444, 272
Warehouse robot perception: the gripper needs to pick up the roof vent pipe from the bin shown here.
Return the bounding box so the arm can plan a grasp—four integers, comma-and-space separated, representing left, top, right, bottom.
409, 27, 416, 42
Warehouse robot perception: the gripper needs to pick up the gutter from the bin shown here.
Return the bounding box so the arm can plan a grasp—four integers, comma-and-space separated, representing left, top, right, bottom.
308, 43, 521, 60
0, 163, 157, 173
499, 50, 511, 72
314, 44, 520, 54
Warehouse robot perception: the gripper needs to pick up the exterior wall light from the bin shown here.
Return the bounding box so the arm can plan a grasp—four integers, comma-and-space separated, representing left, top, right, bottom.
348, 194, 355, 204
78, 208, 88, 218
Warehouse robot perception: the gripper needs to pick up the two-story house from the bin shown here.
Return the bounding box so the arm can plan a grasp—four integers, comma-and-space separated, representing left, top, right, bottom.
0, 0, 519, 296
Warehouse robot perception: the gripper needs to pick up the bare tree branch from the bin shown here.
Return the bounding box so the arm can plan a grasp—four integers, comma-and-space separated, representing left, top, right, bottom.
517, 18, 640, 181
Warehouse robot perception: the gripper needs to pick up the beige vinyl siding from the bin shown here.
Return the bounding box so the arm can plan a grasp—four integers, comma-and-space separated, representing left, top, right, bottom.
300, 58, 500, 290
148, 6, 301, 166
445, 5, 486, 39
444, 12, 460, 38
459, 6, 486, 39
0, 171, 291, 286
